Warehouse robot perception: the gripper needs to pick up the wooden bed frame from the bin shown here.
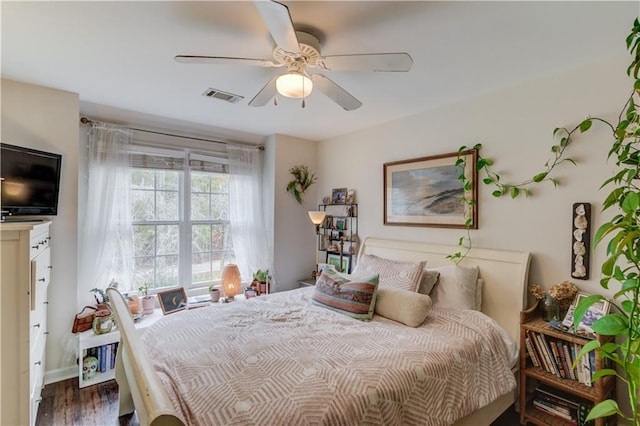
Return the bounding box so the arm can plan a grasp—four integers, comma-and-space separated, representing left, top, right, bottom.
107, 237, 531, 426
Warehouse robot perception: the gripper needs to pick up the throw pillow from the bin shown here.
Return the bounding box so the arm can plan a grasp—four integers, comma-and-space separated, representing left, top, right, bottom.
430, 265, 480, 310
375, 287, 432, 327
417, 269, 440, 295
352, 253, 425, 292
311, 268, 379, 321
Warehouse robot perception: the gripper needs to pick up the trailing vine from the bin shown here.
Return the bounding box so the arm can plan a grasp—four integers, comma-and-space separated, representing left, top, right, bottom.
286, 165, 317, 204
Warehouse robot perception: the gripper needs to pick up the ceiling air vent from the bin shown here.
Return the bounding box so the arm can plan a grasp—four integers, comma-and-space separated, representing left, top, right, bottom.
202, 88, 244, 104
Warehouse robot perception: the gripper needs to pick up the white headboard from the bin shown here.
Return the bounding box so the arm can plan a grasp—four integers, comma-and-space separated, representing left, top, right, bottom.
358, 237, 531, 343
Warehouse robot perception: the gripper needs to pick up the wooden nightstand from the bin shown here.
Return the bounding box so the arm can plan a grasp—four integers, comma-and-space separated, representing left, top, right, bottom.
297, 278, 316, 288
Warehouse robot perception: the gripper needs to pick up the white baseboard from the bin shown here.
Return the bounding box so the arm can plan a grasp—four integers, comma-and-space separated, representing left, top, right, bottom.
44, 366, 77, 385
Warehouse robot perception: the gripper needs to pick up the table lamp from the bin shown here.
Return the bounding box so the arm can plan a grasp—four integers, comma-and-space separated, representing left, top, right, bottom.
222, 263, 241, 300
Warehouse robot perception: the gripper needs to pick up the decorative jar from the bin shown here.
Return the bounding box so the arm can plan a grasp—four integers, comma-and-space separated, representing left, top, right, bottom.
541, 294, 561, 322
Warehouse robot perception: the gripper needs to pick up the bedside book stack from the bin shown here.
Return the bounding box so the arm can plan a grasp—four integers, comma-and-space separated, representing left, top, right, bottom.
524, 329, 599, 386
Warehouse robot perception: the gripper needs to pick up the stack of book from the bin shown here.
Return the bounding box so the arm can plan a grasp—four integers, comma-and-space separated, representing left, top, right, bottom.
83, 342, 119, 374
524, 329, 597, 386
533, 384, 594, 426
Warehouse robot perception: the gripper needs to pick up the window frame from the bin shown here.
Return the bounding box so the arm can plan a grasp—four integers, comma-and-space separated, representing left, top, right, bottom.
129, 145, 231, 293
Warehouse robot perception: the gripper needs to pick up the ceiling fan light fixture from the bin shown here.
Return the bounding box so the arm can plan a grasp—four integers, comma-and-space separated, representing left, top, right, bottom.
276, 71, 313, 98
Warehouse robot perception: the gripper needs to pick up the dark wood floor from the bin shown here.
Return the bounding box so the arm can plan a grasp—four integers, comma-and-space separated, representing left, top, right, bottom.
36, 378, 521, 425
36, 378, 138, 426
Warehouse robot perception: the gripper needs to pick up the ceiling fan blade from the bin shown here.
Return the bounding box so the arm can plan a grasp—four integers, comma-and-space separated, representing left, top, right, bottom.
253, 0, 300, 55
248, 75, 279, 107
311, 74, 362, 111
319, 53, 413, 72
174, 55, 281, 67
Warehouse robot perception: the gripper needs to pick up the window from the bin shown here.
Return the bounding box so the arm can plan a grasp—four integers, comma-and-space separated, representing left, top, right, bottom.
130, 149, 233, 291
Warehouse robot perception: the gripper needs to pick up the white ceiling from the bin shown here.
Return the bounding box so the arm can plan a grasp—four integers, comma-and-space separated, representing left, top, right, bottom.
2, 1, 638, 142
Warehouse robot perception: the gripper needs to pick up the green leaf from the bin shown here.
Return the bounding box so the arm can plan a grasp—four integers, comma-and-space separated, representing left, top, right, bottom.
510, 187, 519, 199
458, 145, 467, 153
463, 181, 471, 191
482, 177, 493, 185
592, 314, 628, 336
455, 158, 464, 166
472, 143, 482, 150
591, 369, 617, 381
563, 158, 577, 166
532, 172, 547, 183
635, 79, 640, 91
579, 119, 593, 133
492, 190, 502, 198
585, 400, 620, 421
483, 158, 493, 166
560, 137, 568, 147
622, 191, 640, 213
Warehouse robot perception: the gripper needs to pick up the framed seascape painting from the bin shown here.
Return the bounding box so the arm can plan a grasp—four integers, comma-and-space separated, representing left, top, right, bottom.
383, 150, 478, 228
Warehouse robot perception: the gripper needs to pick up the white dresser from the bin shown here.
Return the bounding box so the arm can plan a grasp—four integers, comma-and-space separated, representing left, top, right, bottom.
1, 220, 51, 426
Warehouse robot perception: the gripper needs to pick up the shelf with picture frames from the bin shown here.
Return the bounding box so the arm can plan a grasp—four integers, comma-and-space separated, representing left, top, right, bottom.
317, 202, 358, 273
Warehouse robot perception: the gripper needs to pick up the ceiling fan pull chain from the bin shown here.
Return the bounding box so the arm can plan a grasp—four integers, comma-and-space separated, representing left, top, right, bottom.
274, 95, 278, 106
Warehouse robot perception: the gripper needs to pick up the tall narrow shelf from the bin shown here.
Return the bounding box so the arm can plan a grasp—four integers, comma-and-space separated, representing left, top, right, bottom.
78, 309, 163, 388
316, 203, 358, 273
519, 304, 616, 426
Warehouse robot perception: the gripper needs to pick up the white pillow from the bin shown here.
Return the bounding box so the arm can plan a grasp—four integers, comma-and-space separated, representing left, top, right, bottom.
430, 265, 480, 310
353, 253, 425, 292
375, 287, 432, 327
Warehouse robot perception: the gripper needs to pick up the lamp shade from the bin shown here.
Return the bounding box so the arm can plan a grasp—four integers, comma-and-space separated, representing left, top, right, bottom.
221, 264, 242, 298
276, 72, 313, 98
308, 210, 327, 225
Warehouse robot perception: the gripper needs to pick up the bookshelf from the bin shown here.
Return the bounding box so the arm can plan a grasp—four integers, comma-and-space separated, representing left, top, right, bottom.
519, 303, 616, 426
78, 309, 163, 388
317, 203, 358, 273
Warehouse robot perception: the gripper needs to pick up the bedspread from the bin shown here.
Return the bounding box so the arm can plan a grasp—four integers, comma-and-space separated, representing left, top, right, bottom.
141, 288, 516, 426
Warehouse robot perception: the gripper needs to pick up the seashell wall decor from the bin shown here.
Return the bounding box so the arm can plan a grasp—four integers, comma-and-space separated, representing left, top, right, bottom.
571, 202, 591, 279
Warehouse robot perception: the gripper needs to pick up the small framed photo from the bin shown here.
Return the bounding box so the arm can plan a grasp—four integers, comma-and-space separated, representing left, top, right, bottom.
327, 253, 351, 273
562, 292, 611, 337
322, 196, 331, 205
335, 218, 346, 230
157, 287, 187, 315
318, 263, 335, 275
331, 188, 347, 204
345, 189, 356, 204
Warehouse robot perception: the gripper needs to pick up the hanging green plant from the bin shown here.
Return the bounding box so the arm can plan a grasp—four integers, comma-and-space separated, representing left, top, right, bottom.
451, 18, 640, 425
286, 165, 317, 204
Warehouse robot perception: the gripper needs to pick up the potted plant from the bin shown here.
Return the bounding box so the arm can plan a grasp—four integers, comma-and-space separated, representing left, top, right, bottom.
138, 284, 155, 315
252, 269, 269, 295
568, 18, 640, 425
208, 285, 221, 303
285, 165, 317, 204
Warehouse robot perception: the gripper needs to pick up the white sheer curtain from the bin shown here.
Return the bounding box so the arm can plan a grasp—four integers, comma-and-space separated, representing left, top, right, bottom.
78, 122, 134, 294
227, 145, 274, 289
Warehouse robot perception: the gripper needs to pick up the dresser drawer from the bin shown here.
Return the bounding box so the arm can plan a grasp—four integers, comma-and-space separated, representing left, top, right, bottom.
30, 247, 50, 311
29, 329, 46, 397
29, 227, 49, 260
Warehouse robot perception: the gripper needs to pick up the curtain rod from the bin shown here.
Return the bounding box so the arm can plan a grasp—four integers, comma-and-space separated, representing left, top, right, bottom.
80, 117, 264, 151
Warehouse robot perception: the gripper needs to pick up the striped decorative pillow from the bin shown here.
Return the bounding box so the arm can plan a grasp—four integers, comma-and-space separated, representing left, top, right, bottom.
353, 253, 425, 292
310, 269, 379, 321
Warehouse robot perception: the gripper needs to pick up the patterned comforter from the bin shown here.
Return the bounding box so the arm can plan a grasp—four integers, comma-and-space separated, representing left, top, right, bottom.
141, 288, 517, 426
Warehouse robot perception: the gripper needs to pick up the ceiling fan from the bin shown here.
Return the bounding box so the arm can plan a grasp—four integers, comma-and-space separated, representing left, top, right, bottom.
174, 0, 413, 111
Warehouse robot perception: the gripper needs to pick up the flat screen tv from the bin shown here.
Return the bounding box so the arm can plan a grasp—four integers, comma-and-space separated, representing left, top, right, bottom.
1, 143, 62, 219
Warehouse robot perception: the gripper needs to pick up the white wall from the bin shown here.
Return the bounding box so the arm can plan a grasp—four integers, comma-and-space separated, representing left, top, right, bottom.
269, 134, 319, 290
318, 54, 630, 298
1, 79, 79, 382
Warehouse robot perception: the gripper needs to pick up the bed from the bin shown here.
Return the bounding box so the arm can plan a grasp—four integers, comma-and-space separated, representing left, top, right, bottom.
107, 237, 530, 426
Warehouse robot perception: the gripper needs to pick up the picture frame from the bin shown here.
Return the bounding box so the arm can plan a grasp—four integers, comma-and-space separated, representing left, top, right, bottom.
157, 287, 187, 315
562, 292, 611, 338
318, 263, 335, 275
327, 253, 351, 273
345, 189, 356, 204
335, 218, 346, 230
331, 187, 347, 204
383, 150, 478, 228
